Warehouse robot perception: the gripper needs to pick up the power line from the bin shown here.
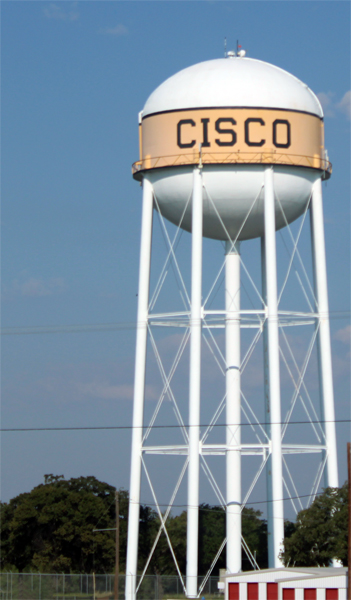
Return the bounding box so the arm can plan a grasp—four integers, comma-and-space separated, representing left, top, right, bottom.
1, 418, 350, 432
1, 310, 349, 336
91, 492, 333, 539
0, 322, 137, 336
88, 490, 341, 518
131, 490, 336, 511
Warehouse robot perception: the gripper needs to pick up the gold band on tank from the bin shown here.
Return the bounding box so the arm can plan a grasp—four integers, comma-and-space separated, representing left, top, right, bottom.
132, 107, 331, 178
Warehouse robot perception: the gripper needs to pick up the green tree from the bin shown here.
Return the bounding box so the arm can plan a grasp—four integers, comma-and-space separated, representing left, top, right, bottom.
151, 511, 187, 575
0, 475, 155, 574
242, 507, 268, 570
281, 484, 348, 567
198, 504, 225, 574
151, 504, 268, 576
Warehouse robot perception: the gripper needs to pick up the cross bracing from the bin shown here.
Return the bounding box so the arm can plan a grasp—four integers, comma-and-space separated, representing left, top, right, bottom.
126, 175, 337, 598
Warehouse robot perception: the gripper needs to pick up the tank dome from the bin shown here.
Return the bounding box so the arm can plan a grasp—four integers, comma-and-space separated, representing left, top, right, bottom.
142, 58, 323, 118
133, 56, 331, 241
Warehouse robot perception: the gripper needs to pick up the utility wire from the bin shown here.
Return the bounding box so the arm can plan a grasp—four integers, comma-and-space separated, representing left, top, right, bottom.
1, 310, 349, 336
1, 418, 350, 432
88, 490, 340, 517
0, 322, 137, 335
129, 490, 337, 511
91, 491, 331, 541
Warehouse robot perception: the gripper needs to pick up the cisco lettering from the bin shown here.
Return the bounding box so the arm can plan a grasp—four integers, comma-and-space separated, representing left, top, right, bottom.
177, 117, 291, 149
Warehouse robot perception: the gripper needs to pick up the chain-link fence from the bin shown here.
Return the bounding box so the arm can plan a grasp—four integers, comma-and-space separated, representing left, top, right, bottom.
0, 573, 220, 600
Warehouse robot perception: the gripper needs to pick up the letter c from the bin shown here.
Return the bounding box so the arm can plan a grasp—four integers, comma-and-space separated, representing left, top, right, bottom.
245, 118, 265, 147
177, 119, 196, 148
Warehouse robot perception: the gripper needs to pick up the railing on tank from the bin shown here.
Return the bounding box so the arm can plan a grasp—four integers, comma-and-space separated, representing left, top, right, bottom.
132, 151, 332, 179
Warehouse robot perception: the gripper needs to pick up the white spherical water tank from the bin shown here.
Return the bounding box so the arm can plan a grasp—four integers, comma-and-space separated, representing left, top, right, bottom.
133, 56, 331, 240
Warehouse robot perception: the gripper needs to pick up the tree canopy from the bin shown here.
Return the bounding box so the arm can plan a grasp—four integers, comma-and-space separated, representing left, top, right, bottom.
4, 474, 343, 575
1, 475, 271, 574
131, 504, 269, 575
280, 484, 348, 567
1, 475, 132, 573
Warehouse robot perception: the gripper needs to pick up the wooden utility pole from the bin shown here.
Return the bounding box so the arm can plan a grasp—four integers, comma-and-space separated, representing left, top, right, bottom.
114, 491, 120, 600
348, 443, 350, 600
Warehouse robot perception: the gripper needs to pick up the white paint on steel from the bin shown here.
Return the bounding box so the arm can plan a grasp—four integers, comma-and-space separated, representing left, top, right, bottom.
127, 54, 338, 599
125, 178, 154, 600
148, 166, 319, 241
186, 167, 203, 598
310, 178, 339, 488
142, 58, 323, 118
261, 237, 274, 567
263, 167, 284, 566
225, 241, 242, 573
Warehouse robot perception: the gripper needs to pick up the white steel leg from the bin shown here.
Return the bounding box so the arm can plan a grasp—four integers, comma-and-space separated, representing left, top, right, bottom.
126, 178, 154, 600
264, 167, 284, 567
261, 237, 274, 567
186, 167, 203, 598
310, 178, 338, 488
225, 241, 241, 574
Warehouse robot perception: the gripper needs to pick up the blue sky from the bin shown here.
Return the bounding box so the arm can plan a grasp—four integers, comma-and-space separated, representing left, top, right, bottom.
1, 0, 350, 523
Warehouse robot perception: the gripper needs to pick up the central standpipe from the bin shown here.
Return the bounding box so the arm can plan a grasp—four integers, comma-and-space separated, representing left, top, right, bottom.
186, 167, 203, 598
225, 241, 241, 573
264, 167, 284, 566
261, 238, 274, 567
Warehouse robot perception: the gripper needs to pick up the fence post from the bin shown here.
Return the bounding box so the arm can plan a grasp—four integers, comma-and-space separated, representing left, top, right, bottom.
39, 573, 41, 600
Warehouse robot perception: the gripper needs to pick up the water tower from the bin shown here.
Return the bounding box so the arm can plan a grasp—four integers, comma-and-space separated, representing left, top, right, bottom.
125, 54, 338, 600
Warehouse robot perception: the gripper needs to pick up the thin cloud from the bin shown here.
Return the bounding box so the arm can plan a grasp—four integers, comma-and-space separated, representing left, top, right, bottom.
317, 90, 351, 120
337, 91, 351, 120
334, 325, 351, 344
4, 276, 66, 298
317, 91, 336, 118
3, 360, 137, 408
43, 3, 79, 22
76, 381, 158, 401
98, 24, 129, 36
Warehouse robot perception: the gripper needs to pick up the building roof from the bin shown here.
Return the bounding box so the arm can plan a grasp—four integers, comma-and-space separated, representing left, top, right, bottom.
224, 567, 347, 579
